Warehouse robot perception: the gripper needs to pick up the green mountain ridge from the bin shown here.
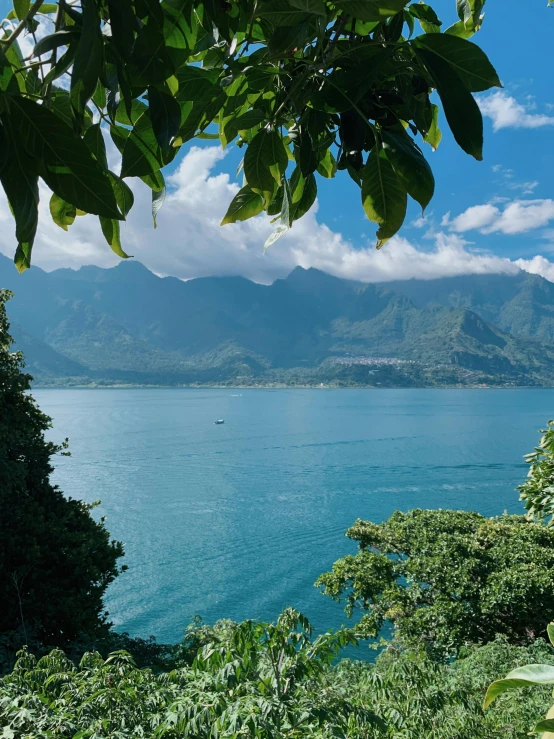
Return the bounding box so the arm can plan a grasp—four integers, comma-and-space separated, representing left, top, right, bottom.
2, 253, 554, 387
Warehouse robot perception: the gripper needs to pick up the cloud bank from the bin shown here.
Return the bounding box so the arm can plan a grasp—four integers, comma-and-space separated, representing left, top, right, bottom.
0, 145, 553, 285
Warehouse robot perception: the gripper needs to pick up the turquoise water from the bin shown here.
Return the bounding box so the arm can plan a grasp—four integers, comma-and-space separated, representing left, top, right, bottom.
34, 388, 553, 644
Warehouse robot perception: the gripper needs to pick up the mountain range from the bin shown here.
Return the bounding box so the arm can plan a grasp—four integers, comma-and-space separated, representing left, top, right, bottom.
2, 251, 554, 387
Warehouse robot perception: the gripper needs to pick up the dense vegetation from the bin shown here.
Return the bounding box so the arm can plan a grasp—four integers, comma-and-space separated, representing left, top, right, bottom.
0, 0, 498, 270
4, 619, 554, 737
0, 289, 124, 654
5, 256, 554, 388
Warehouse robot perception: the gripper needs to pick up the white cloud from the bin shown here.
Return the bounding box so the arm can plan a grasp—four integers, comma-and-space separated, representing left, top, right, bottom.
448, 204, 500, 232
516, 255, 554, 283
478, 91, 554, 131
0, 145, 553, 285
483, 200, 554, 234
450, 199, 554, 236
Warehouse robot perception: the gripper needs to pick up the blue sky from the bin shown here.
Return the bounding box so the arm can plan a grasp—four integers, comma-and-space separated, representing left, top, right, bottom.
1, 0, 554, 283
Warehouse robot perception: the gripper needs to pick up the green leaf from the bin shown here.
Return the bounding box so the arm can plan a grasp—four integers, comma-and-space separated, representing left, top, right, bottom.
0, 117, 39, 272
381, 129, 434, 212
414, 46, 483, 160
14, 243, 33, 273
235, 110, 266, 133
13, 0, 30, 21
83, 123, 108, 169
548, 623, 554, 647
176, 66, 218, 102
292, 172, 316, 220
221, 186, 265, 225
424, 103, 441, 150
288, 0, 327, 16
332, 0, 407, 22
107, 0, 136, 60
268, 21, 312, 55
257, 0, 312, 26
140, 170, 165, 192
533, 719, 554, 733
49, 194, 77, 231
311, 48, 390, 113
456, 0, 484, 27
289, 166, 306, 203
445, 18, 478, 38
148, 87, 182, 150
484, 665, 554, 710
244, 129, 288, 205
298, 131, 319, 176
152, 186, 166, 228
70, 0, 104, 114
163, 0, 198, 53
362, 147, 407, 247
408, 4, 441, 25
265, 178, 291, 249
116, 99, 148, 126
110, 173, 135, 218
316, 149, 337, 178
9, 96, 121, 219
100, 217, 131, 258
33, 30, 78, 57
121, 113, 176, 178
413, 34, 501, 93
131, 21, 175, 86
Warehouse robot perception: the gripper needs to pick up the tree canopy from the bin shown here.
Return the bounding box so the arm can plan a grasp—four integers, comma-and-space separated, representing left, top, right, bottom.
518, 420, 554, 526
0, 0, 499, 271
316, 509, 554, 658
0, 289, 124, 649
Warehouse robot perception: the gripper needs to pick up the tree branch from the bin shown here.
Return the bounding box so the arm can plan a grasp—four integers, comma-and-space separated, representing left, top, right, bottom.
1, 0, 46, 52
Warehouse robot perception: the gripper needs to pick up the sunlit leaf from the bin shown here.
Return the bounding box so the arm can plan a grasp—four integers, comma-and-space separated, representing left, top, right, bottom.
49, 193, 77, 231
332, 0, 407, 22
484, 665, 554, 709
362, 147, 407, 247
221, 186, 265, 225
100, 216, 132, 258
244, 129, 288, 205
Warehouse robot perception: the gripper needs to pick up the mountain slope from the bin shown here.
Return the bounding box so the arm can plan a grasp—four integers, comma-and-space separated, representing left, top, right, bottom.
385, 272, 554, 344
3, 253, 554, 386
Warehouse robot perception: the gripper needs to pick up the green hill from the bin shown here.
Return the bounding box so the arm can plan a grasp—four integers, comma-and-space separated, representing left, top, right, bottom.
2, 253, 554, 387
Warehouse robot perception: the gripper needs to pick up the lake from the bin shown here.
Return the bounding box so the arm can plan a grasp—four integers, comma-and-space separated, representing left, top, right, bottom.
34, 388, 553, 645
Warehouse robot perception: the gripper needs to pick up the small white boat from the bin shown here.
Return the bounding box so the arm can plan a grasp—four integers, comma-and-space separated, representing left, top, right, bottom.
215, 419, 225, 425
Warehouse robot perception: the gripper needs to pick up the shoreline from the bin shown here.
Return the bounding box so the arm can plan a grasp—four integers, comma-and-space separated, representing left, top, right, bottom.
31, 382, 552, 390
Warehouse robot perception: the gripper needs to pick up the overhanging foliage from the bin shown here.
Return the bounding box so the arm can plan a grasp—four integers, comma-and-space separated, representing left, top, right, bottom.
0, 0, 499, 270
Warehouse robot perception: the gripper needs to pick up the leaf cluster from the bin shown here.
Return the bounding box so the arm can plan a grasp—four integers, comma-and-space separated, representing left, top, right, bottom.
316, 509, 554, 658
518, 420, 554, 525
0, 0, 499, 269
